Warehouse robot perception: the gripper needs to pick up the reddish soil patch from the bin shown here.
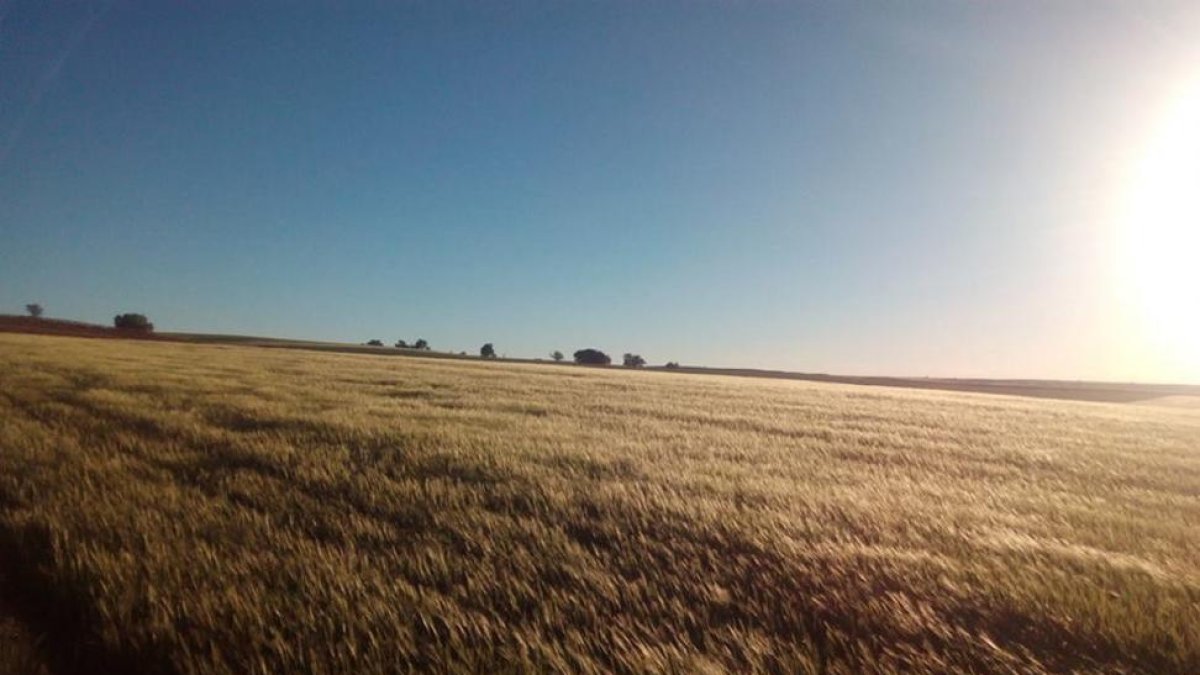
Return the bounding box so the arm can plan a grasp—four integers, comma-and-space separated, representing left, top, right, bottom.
0, 316, 166, 341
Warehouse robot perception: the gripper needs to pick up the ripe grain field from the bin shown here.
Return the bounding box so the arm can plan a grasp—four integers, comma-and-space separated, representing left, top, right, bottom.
0, 333, 1197, 674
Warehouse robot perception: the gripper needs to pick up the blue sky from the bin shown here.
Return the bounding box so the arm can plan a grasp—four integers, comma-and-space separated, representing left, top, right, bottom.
2, 1, 1198, 382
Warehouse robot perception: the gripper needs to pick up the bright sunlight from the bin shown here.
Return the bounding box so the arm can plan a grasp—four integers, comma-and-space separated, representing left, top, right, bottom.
1121, 76, 1200, 379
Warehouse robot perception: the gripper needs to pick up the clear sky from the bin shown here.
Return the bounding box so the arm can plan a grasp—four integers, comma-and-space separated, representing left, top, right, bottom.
2, 1, 1198, 383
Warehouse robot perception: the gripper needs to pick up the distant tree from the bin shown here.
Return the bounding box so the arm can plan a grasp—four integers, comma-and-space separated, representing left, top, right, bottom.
395, 339, 408, 348
573, 348, 611, 365
664, 361, 680, 369
25, 303, 43, 318
623, 353, 646, 368
480, 343, 496, 359
366, 339, 384, 347
551, 350, 564, 362
413, 338, 429, 350
113, 313, 153, 332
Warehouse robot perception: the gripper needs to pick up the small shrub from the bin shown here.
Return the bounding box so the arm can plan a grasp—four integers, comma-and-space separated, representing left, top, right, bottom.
573, 348, 611, 365
113, 313, 153, 332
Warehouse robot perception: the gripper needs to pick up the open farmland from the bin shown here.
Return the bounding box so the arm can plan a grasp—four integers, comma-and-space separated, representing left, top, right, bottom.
0, 333, 1197, 673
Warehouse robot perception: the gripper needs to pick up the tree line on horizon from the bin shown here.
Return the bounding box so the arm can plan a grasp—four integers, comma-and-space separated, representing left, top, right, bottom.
366, 338, 430, 350
22, 303, 681, 369
362, 335, 678, 369
23, 303, 155, 333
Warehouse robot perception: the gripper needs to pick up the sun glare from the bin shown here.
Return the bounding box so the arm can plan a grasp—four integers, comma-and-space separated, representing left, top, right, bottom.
1120, 77, 1200, 380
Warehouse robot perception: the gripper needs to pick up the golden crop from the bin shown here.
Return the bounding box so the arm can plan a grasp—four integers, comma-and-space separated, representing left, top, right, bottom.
0, 333, 1197, 673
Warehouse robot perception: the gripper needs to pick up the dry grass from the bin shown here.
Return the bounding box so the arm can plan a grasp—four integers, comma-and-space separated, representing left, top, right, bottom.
0, 333, 1197, 674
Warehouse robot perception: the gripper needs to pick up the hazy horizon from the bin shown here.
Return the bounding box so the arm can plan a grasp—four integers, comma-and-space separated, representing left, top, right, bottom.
3, 1, 1199, 384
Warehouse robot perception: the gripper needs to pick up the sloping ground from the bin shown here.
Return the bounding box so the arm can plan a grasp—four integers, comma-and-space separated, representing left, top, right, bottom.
665, 367, 1200, 403
4, 315, 1197, 404
0, 333, 1197, 673
0, 316, 164, 341
1137, 396, 1200, 409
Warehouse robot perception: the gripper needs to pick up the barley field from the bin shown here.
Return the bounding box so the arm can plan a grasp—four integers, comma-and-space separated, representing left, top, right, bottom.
0, 333, 1197, 674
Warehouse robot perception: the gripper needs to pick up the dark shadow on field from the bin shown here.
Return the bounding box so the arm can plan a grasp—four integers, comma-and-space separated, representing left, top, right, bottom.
0, 562, 53, 675
0, 520, 155, 675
